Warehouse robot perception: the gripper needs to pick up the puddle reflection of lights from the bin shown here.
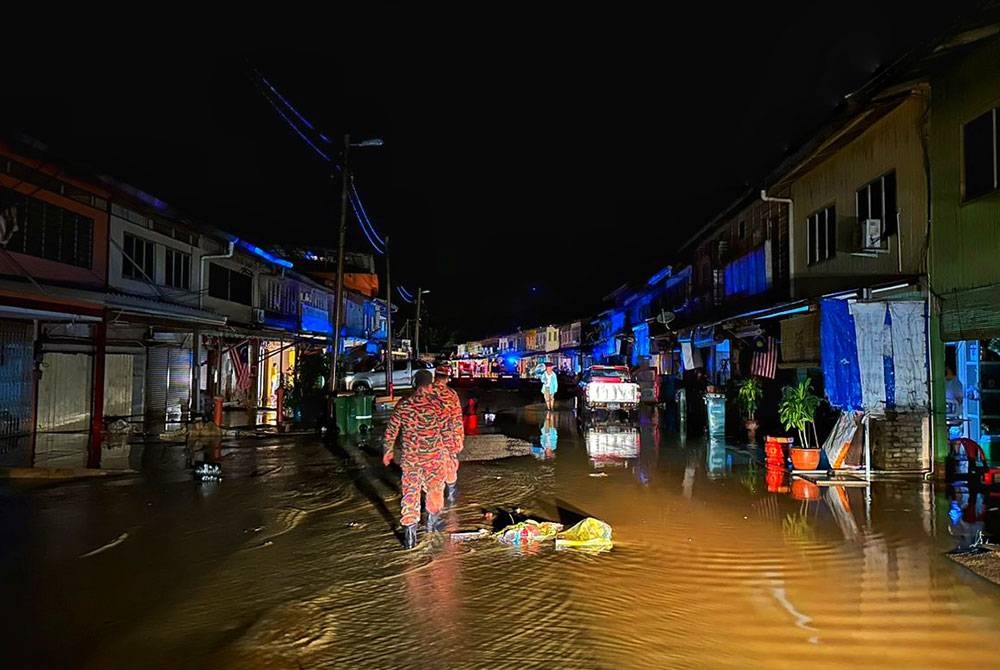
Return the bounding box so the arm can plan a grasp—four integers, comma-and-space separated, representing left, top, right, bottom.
584, 425, 640, 466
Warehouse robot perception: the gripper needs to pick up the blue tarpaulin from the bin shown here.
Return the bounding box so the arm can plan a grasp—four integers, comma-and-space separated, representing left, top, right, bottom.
821, 299, 863, 410
724, 246, 768, 298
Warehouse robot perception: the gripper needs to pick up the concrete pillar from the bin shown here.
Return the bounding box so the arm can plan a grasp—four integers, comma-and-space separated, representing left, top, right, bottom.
89, 319, 107, 468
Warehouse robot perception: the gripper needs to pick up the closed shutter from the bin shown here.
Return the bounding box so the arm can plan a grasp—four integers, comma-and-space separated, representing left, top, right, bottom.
0, 320, 34, 437
146, 345, 191, 425
37, 353, 92, 432
940, 284, 1000, 341
104, 354, 135, 419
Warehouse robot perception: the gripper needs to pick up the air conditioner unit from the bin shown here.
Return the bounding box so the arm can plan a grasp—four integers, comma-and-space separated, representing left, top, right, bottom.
252, 308, 265, 323
851, 218, 889, 257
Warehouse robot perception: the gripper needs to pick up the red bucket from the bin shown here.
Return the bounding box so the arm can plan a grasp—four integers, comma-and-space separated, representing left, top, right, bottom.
765, 436, 793, 462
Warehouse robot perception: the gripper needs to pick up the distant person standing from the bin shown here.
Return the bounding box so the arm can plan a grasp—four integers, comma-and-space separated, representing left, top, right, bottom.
945, 365, 965, 439
539, 361, 558, 410
383, 370, 451, 549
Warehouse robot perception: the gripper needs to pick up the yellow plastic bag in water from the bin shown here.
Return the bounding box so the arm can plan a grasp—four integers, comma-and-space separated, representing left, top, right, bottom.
555, 517, 613, 552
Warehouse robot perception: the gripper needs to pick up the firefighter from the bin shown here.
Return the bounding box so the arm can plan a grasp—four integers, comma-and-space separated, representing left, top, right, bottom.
383, 369, 451, 549
427, 363, 464, 502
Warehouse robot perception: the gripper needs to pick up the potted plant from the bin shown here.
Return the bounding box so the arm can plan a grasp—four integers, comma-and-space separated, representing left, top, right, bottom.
736, 377, 763, 444
778, 378, 823, 470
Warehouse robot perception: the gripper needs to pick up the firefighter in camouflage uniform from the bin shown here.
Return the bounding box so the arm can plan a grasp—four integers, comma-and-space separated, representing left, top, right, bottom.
424, 364, 464, 501
383, 369, 452, 549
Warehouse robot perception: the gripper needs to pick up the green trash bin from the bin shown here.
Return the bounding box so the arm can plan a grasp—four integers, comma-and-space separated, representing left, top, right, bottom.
705, 392, 726, 439
335, 394, 352, 434
349, 394, 374, 434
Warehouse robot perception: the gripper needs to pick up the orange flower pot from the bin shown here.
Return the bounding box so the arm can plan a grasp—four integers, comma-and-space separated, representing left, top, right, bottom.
790, 447, 821, 470
791, 478, 821, 501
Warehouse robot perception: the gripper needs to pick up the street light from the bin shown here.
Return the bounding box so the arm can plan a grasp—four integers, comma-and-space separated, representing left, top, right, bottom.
415, 288, 430, 356
330, 134, 382, 403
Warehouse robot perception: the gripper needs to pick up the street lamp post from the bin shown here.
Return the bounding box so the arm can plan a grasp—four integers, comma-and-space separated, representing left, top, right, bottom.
415, 288, 430, 357
330, 135, 383, 404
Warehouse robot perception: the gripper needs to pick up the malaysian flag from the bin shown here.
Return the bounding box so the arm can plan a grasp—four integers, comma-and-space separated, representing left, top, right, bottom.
229, 342, 252, 391
751, 336, 778, 379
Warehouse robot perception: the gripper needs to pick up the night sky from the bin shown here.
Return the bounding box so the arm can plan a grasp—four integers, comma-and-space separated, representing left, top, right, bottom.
0, 2, 982, 344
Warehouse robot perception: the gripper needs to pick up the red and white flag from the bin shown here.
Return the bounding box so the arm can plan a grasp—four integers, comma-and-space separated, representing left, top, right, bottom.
229, 342, 252, 391
751, 336, 778, 379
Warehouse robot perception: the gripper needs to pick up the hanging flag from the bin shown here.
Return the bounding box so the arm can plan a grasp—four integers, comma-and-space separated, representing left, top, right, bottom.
230, 342, 252, 391
751, 336, 778, 379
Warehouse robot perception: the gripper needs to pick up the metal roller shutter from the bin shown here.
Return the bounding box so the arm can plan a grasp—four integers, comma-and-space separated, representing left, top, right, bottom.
0, 320, 34, 437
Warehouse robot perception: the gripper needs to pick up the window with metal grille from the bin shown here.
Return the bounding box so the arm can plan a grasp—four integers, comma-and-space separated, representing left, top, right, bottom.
0, 186, 93, 268
164, 248, 191, 289
964, 107, 999, 201
807, 205, 836, 265
122, 232, 155, 280
857, 171, 897, 240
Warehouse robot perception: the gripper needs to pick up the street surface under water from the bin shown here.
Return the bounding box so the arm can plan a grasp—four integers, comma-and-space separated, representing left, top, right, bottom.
3, 394, 1000, 669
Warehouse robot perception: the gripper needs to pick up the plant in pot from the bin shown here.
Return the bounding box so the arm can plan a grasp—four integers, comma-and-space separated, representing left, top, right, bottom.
737, 377, 763, 444
778, 378, 823, 470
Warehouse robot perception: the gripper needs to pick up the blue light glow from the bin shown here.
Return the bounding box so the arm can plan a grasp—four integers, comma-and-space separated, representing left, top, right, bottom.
757, 305, 810, 320
647, 266, 672, 286
396, 287, 414, 304
235, 239, 293, 268
301, 304, 332, 334
350, 190, 385, 254
260, 89, 332, 162
260, 75, 321, 135
351, 183, 386, 247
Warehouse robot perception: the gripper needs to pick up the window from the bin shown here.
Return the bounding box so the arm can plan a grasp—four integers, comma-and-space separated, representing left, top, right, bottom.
807, 205, 836, 265
857, 171, 897, 239
738, 220, 746, 240
164, 248, 191, 290
208, 262, 253, 305
964, 107, 999, 201
122, 232, 155, 280
1, 187, 94, 268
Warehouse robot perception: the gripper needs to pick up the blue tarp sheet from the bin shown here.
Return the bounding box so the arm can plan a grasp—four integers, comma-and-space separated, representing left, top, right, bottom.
820, 299, 863, 410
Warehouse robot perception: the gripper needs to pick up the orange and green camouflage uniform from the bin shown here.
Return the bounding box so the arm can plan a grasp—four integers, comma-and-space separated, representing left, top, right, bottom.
427, 381, 464, 485
383, 386, 453, 526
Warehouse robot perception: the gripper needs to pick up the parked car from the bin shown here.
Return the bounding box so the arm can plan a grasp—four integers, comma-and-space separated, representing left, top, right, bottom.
342, 359, 435, 392
575, 365, 641, 422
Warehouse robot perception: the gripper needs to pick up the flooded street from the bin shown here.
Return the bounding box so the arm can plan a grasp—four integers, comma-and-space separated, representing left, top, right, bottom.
3, 396, 1000, 669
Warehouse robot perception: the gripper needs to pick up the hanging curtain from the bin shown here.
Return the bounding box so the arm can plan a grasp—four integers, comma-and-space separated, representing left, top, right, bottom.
888, 301, 929, 409
851, 302, 888, 411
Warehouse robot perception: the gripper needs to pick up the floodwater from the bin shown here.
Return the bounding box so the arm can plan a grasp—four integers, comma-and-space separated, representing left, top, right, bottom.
2, 394, 1000, 669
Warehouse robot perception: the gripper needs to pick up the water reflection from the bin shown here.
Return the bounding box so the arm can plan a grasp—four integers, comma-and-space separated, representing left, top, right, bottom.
582, 422, 637, 469
532, 411, 558, 460
947, 483, 987, 553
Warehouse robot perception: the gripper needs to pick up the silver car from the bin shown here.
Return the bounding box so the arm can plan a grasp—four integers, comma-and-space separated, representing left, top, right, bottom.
342, 359, 435, 392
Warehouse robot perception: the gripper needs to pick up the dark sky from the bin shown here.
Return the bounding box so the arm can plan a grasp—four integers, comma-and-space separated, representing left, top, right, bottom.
0, 2, 982, 342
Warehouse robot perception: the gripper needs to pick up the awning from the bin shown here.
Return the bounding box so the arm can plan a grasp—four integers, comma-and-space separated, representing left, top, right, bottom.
940, 283, 1000, 341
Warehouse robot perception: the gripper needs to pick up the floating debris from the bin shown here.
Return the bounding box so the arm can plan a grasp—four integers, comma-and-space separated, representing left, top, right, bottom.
80, 532, 129, 558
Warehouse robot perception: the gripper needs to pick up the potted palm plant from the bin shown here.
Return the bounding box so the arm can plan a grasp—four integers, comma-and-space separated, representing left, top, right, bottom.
736, 377, 763, 444
778, 378, 823, 470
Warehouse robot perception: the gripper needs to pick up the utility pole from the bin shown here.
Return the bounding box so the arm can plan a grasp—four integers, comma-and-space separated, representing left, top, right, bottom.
385, 235, 394, 398
415, 286, 422, 357
330, 133, 350, 401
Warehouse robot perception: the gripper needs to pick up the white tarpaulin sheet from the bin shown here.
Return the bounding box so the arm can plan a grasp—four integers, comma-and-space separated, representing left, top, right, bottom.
850, 302, 888, 411
888, 301, 928, 408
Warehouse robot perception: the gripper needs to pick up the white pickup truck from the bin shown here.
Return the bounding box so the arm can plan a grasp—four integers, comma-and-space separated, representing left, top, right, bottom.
575, 365, 641, 422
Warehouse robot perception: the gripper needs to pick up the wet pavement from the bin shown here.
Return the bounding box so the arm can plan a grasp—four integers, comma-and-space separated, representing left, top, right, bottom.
3, 392, 1000, 669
